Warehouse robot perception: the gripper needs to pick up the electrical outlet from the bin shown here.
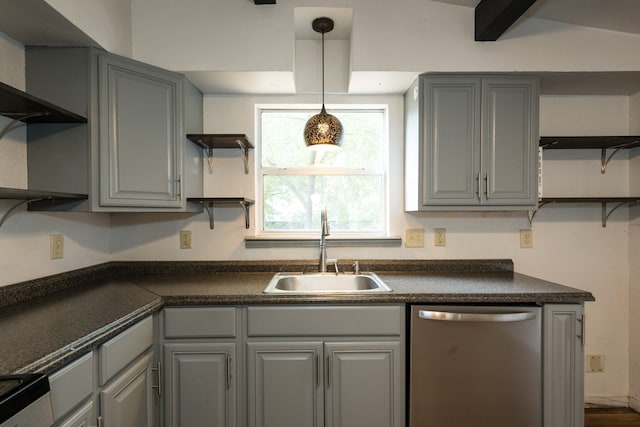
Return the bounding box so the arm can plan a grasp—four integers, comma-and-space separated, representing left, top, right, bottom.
520, 229, 533, 249
587, 355, 605, 373
180, 230, 192, 249
434, 228, 446, 247
50, 234, 64, 259
405, 228, 424, 248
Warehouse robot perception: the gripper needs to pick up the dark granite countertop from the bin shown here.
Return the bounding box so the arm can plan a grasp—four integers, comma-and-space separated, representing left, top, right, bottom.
0, 259, 594, 376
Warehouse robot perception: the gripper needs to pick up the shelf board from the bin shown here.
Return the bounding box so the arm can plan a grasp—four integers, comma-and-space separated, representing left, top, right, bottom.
0, 81, 87, 123
539, 136, 640, 150
0, 187, 88, 201
187, 197, 254, 205
186, 134, 254, 150
539, 197, 640, 204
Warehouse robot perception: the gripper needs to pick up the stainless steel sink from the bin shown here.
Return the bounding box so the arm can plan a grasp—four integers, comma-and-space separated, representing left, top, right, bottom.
263, 272, 392, 294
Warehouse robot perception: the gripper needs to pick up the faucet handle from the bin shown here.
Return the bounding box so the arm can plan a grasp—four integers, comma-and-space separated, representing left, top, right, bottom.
352, 261, 360, 275
327, 258, 339, 274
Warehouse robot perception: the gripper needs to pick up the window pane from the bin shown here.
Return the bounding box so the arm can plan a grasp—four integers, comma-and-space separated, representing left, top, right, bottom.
261, 110, 384, 169
263, 174, 384, 232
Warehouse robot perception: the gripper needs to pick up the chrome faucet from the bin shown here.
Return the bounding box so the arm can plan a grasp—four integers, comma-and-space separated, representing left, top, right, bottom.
319, 208, 330, 272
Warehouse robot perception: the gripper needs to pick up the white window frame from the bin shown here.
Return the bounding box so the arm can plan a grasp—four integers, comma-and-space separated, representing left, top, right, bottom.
255, 104, 390, 238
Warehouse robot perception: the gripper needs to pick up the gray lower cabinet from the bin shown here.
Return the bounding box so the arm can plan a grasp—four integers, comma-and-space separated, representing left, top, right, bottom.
404, 73, 539, 210
161, 306, 240, 427
49, 316, 158, 427
246, 305, 405, 427
247, 342, 323, 427
163, 343, 236, 427
543, 304, 585, 427
100, 351, 155, 427
25, 46, 203, 211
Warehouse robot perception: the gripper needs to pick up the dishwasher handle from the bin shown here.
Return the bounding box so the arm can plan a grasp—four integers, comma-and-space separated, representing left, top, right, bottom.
418, 309, 536, 322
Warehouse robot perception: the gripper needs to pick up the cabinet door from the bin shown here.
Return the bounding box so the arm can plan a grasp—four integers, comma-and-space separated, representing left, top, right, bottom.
482, 77, 539, 206
100, 352, 154, 427
98, 53, 183, 208
163, 342, 236, 427
247, 342, 323, 427
325, 342, 403, 427
543, 304, 584, 427
422, 75, 482, 206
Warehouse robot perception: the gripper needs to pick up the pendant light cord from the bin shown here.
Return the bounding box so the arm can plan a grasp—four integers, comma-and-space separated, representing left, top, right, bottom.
321, 30, 325, 107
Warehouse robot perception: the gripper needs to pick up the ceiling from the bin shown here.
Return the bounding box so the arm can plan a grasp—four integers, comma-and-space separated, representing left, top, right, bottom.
432, 0, 640, 35
2, 0, 640, 95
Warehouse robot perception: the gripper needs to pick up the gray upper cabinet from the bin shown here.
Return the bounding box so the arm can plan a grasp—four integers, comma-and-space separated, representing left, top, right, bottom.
98, 53, 183, 207
405, 74, 539, 210
25, 47, 203, 212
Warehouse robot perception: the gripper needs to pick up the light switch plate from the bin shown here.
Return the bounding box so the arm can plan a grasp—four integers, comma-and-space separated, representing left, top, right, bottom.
520, 229, 533, 249
434, 228, 446, 247
50, 234, 64, 259
405, 228, 424, 248
180, 230, 192, 249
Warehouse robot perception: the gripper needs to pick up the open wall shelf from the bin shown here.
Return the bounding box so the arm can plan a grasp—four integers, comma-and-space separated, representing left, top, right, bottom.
540, 136, 640, 173
528, 197, 640, 228
0, 81, 86, 139
187, 197, 254, 230
186, 134, 254, 174
0, 187, 88, 228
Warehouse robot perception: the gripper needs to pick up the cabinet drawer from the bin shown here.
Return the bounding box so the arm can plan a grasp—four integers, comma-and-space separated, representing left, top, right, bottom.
99, 316, 153, 385
247, 305, 404, 337
49, 352, 94, 422
164, 307, 237, 338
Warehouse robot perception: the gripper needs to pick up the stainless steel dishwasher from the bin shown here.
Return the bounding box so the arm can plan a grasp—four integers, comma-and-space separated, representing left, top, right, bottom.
409, 305, 541, 427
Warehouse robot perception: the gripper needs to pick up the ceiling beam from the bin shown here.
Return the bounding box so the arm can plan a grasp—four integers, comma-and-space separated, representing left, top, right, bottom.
475, 0, 537, 41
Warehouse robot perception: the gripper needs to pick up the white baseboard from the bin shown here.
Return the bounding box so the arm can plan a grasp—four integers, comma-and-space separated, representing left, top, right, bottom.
631, 396, 640, 412
585, 395, 629, 408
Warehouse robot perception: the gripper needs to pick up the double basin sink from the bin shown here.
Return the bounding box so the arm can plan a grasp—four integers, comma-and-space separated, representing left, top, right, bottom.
263, 272, 392, 294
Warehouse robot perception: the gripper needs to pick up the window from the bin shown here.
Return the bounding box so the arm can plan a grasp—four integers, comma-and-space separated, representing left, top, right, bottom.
257, 106, 388, 236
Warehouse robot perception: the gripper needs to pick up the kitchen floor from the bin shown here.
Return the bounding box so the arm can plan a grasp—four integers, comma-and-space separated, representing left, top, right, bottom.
585, 408, 640, 426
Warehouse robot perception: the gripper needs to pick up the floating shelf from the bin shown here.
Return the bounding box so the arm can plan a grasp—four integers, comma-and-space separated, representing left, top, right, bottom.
540, 136, 640, 173
0, 81, 87, 140
187, 197, 254, 230
0, 187, 88, 228
186, 134, 254, 174
528, 197, 640, 228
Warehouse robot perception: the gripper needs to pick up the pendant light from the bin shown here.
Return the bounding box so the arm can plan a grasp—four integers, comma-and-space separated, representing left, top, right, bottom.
304, 17, 344, 150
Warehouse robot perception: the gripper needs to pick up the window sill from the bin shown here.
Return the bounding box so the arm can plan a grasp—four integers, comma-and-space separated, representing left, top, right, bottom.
244, 236, 402, 249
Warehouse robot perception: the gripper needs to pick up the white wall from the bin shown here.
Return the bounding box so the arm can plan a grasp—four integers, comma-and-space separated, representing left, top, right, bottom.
629, 92, 640, 411
43, 0, 132, 56
0, 33, 112, 286
108, 92, 633, 402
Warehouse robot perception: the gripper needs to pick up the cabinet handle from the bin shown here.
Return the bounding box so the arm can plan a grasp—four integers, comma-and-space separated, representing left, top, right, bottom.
226, 354, 232, 389
484, 173, 489, 199
326, 354, 331, 387
316, 353, 320, 387
152, 361, 162, 397
97, 415, 104, 427
475, 173, 481, 200
577, 315, 585, 344
176, 174, 183, 201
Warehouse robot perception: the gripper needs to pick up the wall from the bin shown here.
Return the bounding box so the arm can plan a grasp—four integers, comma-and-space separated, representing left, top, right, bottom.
43, 0, 132, 56
109, 92, 633, 403
0, 33, 112, 286
629, 92, 640, 412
